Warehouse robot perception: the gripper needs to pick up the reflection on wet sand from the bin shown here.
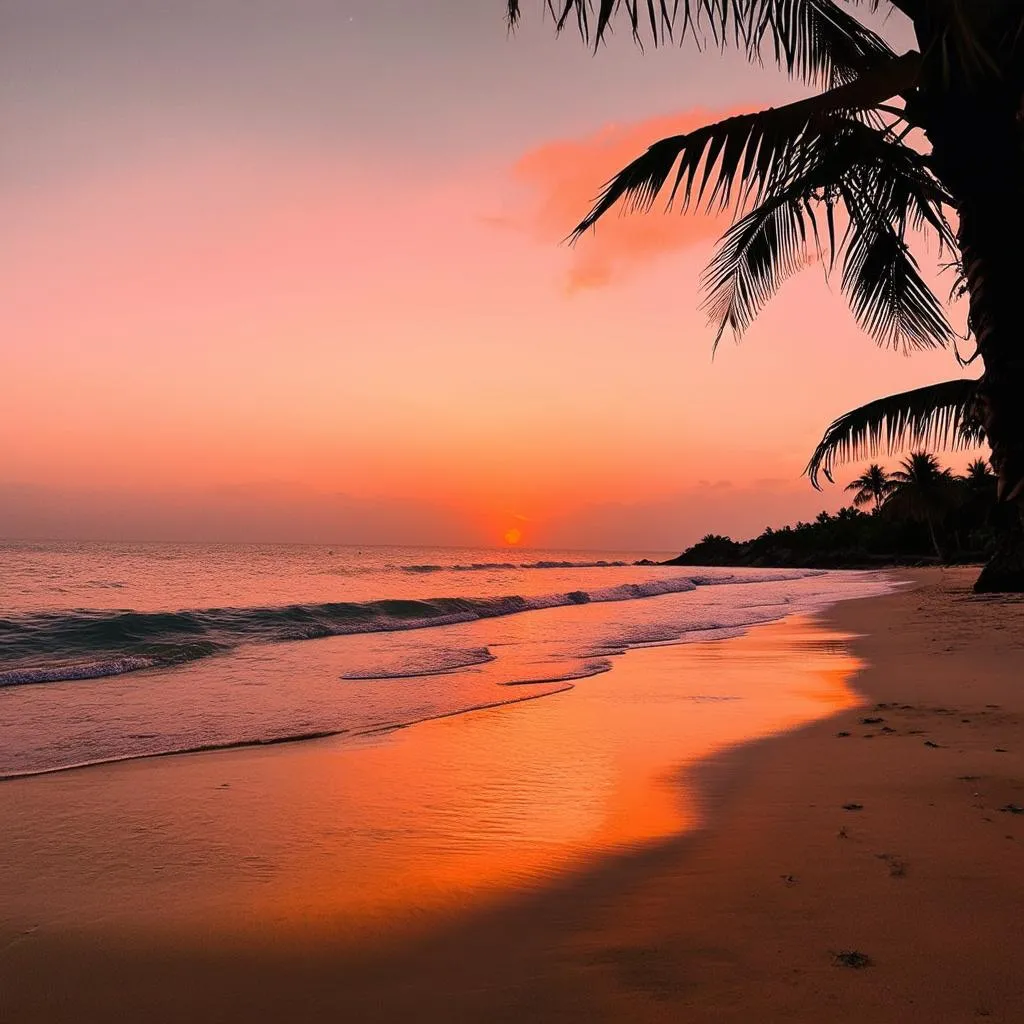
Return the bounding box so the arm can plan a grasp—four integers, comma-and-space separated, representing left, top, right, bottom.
0, 615, 861, 947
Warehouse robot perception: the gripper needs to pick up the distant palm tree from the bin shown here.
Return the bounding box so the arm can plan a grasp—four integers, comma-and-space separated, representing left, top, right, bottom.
844, 464, 894, 513
963, 458, 996, 490
886, 453, 957, 560
506, 2, 1024, 590
954, 456, 998, 546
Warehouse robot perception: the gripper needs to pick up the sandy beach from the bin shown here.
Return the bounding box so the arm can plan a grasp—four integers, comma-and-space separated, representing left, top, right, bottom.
3, 568, 1023, 1022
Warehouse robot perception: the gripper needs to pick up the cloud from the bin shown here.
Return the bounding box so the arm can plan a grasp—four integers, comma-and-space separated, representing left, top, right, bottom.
512, 108, 742, 291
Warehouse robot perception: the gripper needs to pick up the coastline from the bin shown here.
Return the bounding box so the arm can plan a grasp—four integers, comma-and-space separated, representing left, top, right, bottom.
3, 568, 1022, 1021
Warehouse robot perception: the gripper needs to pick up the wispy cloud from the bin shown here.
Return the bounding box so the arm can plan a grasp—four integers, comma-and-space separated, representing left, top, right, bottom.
511, 108, 741, 291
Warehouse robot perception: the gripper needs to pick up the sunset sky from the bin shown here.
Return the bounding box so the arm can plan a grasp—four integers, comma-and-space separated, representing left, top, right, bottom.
1, 1, 976, 550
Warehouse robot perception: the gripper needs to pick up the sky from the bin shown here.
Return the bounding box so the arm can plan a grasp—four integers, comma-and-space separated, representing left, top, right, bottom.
0, 1, 978, 550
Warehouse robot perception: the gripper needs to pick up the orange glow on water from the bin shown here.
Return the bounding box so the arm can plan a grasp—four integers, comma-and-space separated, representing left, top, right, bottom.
0, 616, 863, 944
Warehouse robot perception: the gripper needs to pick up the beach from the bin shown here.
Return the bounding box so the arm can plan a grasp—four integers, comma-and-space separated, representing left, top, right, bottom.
2, 567, 1022, 1021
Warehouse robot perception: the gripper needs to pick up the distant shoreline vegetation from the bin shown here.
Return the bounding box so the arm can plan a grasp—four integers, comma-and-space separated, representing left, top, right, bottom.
664, 455, 1012, 570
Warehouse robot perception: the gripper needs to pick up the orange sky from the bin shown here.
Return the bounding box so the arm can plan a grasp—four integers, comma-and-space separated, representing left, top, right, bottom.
0, 3, 978, 550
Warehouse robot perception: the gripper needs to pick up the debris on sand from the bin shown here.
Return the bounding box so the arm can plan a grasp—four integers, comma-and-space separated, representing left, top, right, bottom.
842, 803, 864, 811
832, 950, 872, 969
876, 853, 907, 877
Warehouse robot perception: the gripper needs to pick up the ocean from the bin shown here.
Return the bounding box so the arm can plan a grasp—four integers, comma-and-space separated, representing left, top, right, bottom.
0, 542, 893, 779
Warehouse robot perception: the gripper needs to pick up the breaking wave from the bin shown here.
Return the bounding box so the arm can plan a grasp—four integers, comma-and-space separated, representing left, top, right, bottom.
0, 570, 822, 688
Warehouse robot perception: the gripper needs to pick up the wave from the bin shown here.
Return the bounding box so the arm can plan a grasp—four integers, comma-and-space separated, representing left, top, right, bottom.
0, 682, 576, 781
400, 559, 631, 573
0, 570, 822, 689
341, 646, 495, 680
1, 656, 163, 686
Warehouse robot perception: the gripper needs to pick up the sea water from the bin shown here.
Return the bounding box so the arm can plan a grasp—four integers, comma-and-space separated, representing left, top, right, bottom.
0, 542, 893, 778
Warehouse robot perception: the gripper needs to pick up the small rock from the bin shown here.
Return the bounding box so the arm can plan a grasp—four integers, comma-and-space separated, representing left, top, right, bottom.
861, 717, 884, 725
836, 731, 851, 738
999, 804, 1024, 815
842, 803, 864, 811
924, 740, 941, 748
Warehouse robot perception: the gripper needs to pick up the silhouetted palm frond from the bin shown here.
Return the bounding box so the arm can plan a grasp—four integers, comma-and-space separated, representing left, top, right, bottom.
563, 53, 947, 351
569, 55, 919, 241
806, 379, 983, 487
839, 181, 953, 351
506, 1, 896, 85
701, 119, 953, 348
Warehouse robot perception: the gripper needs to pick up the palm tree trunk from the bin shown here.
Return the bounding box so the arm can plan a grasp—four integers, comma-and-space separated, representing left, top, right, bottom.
927, 85, 1024, 590
925, 512, 944, 562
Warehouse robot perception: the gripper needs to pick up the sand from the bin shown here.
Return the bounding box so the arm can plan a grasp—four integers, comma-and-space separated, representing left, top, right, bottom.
2, 568, 1023, 1022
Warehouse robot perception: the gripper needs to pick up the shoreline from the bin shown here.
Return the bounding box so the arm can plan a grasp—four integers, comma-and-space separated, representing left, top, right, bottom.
3, 569, 1022, 1021
0, 566, 871, 781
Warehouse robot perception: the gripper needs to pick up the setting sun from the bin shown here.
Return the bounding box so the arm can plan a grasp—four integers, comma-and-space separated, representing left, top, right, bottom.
503, 527, 523, 546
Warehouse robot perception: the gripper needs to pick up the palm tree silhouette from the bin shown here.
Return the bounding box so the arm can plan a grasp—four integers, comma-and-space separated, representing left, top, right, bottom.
844, 464, 894, 513
957, 456, 998, 545
963, 458, 996, 490
507, 2, 1024, 590
885, 453, 957, 560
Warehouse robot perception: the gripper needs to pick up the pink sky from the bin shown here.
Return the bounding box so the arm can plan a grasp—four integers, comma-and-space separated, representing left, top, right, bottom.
0, 3, 977, 550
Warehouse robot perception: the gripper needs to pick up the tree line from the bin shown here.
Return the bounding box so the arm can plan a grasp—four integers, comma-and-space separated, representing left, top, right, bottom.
667, 454, 1013, 569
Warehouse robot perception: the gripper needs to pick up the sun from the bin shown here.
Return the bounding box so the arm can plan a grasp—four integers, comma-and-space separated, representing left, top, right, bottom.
503, 527, 522, 546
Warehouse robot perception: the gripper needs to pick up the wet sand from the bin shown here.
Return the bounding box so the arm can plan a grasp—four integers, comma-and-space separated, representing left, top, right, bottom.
2, 568, 1023, 1021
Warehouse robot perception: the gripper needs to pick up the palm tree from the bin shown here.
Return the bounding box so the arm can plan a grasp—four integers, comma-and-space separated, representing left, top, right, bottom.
963, 458, 996, 491
506, 2, 1023, 590
957, 456, 998, 546
844, 463, 894, 512
885, 452, 957, 559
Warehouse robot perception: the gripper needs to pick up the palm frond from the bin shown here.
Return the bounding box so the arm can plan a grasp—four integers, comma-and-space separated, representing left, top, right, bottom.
570, 52, 920, 239
702, 195, 812, 346
839, 182, 954, 350
506, 1, 897, 85
806, 378, 983, 488
749, 0, 897, 85
700, 119, 953, 348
